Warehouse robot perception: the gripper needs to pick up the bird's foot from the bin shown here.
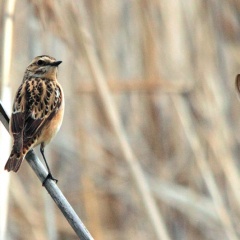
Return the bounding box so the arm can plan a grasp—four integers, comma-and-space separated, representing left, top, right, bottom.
42, 173, 58, 186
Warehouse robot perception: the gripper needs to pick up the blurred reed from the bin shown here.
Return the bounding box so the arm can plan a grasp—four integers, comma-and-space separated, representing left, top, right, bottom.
2, 0, 240, 239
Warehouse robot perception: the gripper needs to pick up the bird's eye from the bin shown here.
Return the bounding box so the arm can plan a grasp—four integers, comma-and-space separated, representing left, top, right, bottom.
37, 60, 45, 66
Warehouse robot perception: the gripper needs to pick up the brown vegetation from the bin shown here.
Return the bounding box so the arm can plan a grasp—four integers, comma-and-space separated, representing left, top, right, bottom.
1, 0, 240, 239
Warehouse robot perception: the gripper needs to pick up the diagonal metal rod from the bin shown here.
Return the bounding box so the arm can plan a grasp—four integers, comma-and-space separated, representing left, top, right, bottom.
0, 101, 10, 129
0, 101, 94, 240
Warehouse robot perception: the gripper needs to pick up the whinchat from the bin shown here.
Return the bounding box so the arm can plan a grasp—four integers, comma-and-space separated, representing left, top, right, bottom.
4, 55, 64, 185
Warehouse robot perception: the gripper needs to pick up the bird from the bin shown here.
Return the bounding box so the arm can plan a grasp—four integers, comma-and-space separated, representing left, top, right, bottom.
4, 55, 64, 185
236, 74, 240, 94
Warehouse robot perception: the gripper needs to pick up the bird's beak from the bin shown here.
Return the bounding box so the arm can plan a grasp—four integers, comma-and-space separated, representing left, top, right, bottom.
50, 61, 62, 67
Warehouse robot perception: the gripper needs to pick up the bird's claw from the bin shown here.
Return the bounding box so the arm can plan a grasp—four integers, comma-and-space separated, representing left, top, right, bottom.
42, 173, 58, 186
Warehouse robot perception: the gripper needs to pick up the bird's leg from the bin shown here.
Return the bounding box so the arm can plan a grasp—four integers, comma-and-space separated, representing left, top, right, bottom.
40, 143, 58, 186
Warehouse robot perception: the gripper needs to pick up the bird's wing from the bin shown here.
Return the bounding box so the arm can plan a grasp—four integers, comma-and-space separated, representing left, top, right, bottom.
11, 78, 62, 149
11, 83, 26, 153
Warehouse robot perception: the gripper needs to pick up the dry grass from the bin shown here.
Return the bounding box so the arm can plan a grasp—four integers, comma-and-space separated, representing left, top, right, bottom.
1, 0, 240, 239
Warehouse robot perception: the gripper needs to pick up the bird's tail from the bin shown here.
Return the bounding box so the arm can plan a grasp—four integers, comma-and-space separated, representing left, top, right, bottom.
5, 149, 24, 172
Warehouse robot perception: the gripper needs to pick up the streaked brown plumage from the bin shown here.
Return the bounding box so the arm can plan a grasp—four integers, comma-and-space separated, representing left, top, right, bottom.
5, 55, 64, 183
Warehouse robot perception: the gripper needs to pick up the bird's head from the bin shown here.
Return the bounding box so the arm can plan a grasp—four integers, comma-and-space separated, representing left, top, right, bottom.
23, 55, 62, 81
